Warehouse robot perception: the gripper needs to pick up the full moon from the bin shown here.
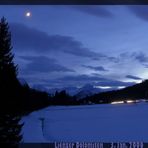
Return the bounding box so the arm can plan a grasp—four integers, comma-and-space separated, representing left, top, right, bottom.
25, 12, 31, 17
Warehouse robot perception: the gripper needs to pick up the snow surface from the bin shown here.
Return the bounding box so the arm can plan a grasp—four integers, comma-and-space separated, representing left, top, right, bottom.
21, 102, 148, 142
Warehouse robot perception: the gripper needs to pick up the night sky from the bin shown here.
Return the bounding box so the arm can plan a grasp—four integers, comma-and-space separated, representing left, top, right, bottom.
1, 5, 148, 89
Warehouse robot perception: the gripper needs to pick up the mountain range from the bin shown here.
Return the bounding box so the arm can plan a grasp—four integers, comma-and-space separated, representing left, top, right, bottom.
32, 83, 133, 99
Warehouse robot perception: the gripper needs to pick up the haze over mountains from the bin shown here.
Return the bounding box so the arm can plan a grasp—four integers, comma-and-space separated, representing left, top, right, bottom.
32, 82, 136, 98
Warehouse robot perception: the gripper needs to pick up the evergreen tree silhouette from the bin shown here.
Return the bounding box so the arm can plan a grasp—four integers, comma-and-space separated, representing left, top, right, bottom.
0, 17, 23, 147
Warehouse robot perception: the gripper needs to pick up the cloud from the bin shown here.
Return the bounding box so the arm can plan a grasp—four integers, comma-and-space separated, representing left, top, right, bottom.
142, 64, 148, 69
128, 5, 148, 21
118, 52, 148, 64
131, 52, 148, 63
95, 80, 135, 87
126, 75, 142, 80
20, 73, 136, 89
58, 74, 135, 87
82, 65, 108, 71
59, 74, 106, 82
71, 6, 113, 18
10, 23, 116, 62
20, 56, 75, 74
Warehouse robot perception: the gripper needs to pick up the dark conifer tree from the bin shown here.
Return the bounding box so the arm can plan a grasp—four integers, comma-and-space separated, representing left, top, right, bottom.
0, 17, 23, 147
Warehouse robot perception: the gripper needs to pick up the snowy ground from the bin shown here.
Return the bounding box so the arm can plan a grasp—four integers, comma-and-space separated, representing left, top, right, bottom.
21, 102, 148, 142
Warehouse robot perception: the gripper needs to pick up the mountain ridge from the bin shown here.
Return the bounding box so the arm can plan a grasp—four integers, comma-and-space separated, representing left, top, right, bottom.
84, 80, 148, 104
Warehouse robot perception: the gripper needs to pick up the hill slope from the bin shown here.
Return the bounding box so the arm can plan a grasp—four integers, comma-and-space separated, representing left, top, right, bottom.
86, 80, 148, 104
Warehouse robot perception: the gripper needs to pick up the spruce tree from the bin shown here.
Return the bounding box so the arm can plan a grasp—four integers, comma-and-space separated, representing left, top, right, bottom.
0, 17, 23, 147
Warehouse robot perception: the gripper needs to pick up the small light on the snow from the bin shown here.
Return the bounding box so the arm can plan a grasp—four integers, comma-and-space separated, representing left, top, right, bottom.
126, 100, 134, 103
111, 101, 124, 104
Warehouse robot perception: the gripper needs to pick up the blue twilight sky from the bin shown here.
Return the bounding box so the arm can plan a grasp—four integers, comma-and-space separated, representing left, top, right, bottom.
1, 5, 148, 89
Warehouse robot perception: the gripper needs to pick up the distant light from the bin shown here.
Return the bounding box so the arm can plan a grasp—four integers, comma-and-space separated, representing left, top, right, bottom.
25, 12, 31, 17
111, 101, 124, 104
126, 100, 134, 103
135, 100, 140, 103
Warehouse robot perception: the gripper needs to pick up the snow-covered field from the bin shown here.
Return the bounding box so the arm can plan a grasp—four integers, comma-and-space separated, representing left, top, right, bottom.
21, 102, 148, 142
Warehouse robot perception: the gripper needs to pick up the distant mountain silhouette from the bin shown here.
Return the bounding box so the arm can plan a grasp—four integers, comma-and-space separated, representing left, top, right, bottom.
74, 84, 114, 99
84, 80, 148, 104
47, 84, 115, 98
